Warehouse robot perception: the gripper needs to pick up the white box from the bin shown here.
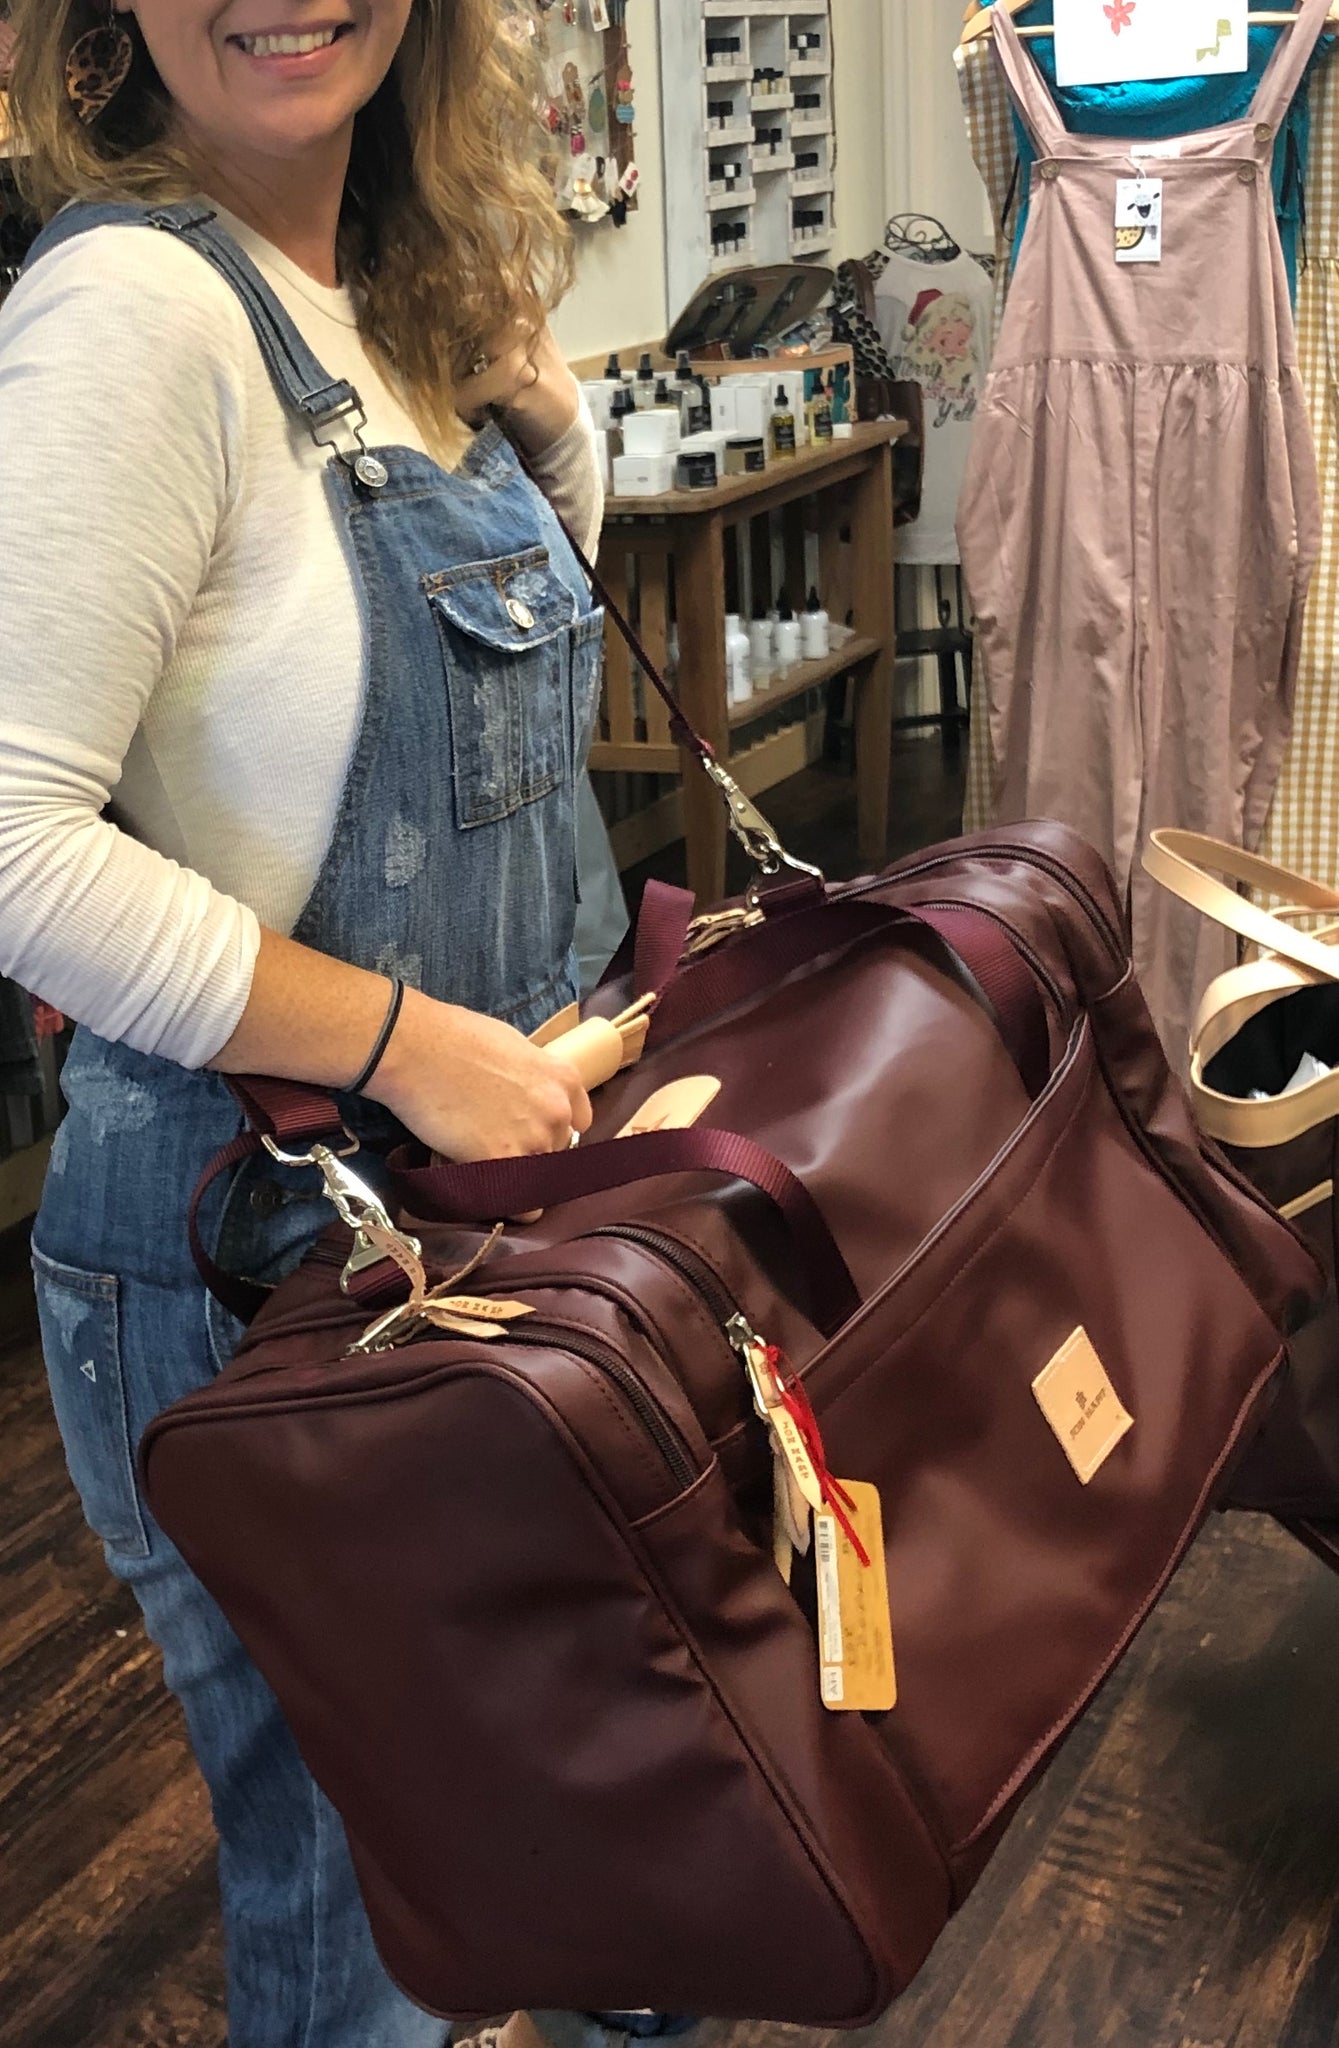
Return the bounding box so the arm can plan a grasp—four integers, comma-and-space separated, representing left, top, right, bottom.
710, 379, 770, 440
613, 452, 675, 497
622, 409, 681, 457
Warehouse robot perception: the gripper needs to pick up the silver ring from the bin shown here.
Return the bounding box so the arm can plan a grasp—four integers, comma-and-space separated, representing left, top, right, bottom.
568, 1129, 581, 1149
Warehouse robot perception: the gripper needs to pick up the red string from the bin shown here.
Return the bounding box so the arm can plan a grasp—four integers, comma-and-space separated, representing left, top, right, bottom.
765, 1346, 871, 1568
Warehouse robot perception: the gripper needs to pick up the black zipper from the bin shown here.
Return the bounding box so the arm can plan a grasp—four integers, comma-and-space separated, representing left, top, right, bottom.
500, 1319, 699, 1489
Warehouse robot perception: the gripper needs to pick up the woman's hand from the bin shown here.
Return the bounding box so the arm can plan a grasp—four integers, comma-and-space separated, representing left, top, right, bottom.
456, 321, 581, 456
368, 987, 593, 1163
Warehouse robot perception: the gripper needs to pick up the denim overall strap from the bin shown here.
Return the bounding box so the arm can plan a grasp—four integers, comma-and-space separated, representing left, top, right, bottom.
26, 200, 365, 454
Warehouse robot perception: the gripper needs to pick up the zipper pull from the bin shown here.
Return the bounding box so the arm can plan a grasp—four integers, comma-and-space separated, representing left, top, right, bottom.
726, 1314, 871, 1569
725, 1312, 813, 1584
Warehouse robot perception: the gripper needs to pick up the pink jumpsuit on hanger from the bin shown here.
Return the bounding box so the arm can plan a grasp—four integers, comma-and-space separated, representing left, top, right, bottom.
957, 0, 1328, 1069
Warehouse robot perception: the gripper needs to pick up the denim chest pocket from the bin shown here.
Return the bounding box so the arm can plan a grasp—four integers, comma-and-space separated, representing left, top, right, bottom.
426, 548, 586, 829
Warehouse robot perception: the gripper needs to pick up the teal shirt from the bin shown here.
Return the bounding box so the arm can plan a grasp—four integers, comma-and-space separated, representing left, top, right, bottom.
982, 0, 1333, 301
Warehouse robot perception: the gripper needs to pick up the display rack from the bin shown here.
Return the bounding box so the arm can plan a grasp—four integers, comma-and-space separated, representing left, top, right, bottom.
660, 1, 835, 326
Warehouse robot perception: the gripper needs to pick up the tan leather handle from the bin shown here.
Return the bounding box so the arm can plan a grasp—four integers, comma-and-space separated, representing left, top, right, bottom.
1142, 830, 1339, 983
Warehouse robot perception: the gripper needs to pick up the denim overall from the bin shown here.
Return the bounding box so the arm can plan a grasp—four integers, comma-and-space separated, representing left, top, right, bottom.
24, 201, 617, 2048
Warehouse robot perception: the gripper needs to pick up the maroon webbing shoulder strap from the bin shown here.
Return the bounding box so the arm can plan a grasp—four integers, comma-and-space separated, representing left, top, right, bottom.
386, 1128, 862, 1334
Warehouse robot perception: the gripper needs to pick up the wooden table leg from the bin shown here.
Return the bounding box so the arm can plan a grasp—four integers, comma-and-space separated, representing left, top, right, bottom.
674, 510, 729, 904
849, 444, 896, 868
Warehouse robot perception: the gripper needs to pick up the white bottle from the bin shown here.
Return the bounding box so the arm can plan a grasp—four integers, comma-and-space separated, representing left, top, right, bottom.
801, 587, 830, 660
724, 613, 753, 705
749, 609, 774, 680
774, 596, 801, 671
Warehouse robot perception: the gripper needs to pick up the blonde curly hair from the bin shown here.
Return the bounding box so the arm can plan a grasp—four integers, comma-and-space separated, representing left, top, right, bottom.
7, 0, 574, 464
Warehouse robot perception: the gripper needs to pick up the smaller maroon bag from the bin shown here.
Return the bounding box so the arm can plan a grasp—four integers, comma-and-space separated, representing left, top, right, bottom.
141, 560, 1320, 2027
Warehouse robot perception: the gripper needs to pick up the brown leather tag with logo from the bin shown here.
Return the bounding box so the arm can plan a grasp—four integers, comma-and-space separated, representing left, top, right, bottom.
1032, 1327, 1134, 1484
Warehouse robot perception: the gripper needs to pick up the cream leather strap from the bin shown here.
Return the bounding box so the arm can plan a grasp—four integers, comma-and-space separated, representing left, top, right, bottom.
1143, 831, 1339, 1149
1142, 829, 1339, 982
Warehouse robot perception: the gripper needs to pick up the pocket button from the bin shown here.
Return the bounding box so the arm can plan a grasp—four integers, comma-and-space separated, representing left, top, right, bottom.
507, 597, 537, 631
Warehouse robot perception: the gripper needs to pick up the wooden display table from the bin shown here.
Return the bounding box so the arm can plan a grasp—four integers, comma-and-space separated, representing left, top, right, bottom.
591, 419, 903, 903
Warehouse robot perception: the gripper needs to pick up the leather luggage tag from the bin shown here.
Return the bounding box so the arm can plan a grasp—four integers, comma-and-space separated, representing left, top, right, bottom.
815, 1480, 897, 1713
1032, 1327, 1134, 1484
435, 1296, 534, 1328
616, 1076, 721, 1136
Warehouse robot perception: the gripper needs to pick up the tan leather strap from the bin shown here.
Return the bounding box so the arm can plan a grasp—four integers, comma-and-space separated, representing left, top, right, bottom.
1143, 830, 1339, 982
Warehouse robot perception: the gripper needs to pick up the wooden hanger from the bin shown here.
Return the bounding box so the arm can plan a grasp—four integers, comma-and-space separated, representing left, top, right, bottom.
960, 1, 1339, 47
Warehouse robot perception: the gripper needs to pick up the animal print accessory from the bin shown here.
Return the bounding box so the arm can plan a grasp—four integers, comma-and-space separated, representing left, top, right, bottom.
830, 258, 900, 391
65, 3, 134, 125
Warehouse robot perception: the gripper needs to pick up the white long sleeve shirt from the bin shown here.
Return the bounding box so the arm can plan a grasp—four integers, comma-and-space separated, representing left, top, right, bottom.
0, 207, 602, 1068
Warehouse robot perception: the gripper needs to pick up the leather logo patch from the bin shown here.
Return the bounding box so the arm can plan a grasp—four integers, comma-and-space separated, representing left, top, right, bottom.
1032, 1327, 1133, 1484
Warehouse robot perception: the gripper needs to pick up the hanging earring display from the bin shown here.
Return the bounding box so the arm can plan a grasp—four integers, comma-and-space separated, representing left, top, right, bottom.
537, 5, 638, 226
563, 59, 586, 115
65, 5, 135, 125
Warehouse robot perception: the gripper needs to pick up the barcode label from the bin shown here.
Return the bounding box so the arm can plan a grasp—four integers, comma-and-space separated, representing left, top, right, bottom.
816, 1514, 844, 1666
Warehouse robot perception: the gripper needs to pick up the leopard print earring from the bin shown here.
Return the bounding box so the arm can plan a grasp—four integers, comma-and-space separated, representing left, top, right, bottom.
65, 3, 135, 125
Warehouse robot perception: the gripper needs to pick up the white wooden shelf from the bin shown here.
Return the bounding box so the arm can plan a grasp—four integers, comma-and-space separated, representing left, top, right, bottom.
665, 4, 837, 323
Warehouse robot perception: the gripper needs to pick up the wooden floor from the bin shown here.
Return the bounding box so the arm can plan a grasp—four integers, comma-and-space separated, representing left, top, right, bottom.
7, 741, 1339, 2046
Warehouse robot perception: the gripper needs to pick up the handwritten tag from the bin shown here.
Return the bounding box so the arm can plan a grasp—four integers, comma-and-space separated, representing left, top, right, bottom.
1055, 0, 1246, 89
815, 1481, 896, 1713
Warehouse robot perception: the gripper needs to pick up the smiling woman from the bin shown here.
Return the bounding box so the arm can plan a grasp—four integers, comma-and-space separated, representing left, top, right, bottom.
0, 3, 628, 2047
10, 0, 573, 453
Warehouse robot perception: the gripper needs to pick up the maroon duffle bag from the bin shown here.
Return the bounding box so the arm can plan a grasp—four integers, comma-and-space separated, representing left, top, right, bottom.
138, 820, 1321, 2028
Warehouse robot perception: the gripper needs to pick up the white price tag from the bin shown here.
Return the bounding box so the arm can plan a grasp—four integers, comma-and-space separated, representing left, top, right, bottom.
1115, 176, 1163, 263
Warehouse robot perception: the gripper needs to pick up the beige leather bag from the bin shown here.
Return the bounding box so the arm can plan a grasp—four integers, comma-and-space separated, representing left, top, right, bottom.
1145, 829, 1339, 1542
